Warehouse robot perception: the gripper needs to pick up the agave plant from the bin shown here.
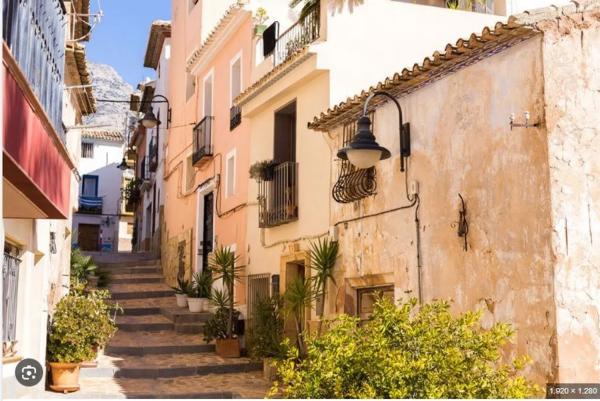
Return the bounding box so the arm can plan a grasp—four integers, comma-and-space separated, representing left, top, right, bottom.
170, 276, 192, 295
191, 270, 213, 299
309, 237, 339, 333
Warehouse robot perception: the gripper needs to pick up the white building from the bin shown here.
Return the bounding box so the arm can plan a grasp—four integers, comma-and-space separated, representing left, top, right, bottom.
72, 130, 133, 252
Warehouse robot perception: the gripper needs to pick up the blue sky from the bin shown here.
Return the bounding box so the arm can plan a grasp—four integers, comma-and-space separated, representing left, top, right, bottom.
87, 0, 171, 87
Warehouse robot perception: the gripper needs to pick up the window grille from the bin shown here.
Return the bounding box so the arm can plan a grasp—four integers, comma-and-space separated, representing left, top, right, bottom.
81, 143, 94, 158
3, 247, 21, 343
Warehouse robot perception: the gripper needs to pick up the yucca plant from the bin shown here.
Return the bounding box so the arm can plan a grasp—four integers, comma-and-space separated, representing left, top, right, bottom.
191, 270, 212, 299
210, 246, 242, 339
309, 238, 339, 333
70, 249, 97, 282
284, 276, 316, 356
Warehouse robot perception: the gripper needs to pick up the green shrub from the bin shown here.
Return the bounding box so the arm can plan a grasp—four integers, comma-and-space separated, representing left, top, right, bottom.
270, 297, 539, 399
247, 295, 285, 360
47, 291, 118, 363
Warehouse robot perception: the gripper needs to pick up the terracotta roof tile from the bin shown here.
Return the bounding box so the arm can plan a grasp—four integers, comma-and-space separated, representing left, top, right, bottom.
65, 42, 96, 115
82, 130, 124, 142
308, 0, 600, 132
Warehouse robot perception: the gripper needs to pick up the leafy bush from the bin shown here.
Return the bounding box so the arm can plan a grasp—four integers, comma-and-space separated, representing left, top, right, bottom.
203, 304, 241, 343
47, 291, 119, 363
270, 297, 539, 399
247, 295, 285, 360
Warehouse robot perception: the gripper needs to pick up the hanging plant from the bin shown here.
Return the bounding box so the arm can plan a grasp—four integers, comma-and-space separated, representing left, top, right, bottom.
249, 160, 277, 181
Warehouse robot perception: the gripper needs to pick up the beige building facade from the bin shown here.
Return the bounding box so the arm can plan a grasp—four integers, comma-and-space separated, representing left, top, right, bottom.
309, 0, 600, 385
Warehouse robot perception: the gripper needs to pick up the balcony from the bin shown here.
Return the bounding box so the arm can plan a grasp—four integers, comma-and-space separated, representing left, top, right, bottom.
149, 136, 158, 172
273, 2, 320, 67
192, 116, 214, 166
258, 162, 298, 228
3, 0, 66, 139
79, 196, 103, 215
230, 105, 242, 131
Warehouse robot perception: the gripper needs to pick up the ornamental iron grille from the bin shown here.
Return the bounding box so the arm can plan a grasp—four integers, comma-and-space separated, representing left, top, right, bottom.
246, 273, 271, 332
332, 114, 377, 203
3, 246, 21, 343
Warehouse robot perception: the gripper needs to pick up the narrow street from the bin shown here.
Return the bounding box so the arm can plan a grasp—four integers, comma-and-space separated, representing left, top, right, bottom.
41, 253, 268, 399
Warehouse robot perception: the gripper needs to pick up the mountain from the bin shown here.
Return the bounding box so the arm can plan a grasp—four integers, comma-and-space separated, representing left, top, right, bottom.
84, 63, 134, 132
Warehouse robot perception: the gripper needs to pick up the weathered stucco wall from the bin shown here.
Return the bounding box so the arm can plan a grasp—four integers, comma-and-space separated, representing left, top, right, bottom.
537, 8, 600, 382
326, 36, 557, 385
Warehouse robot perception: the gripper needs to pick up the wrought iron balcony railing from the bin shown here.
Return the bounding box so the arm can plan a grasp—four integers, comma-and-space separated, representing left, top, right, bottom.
193, 116, 214, 166
258, 162, 299, 228
140, 156, 151, 182
79, 196, 103, 214
149, 136, 158, 172
230, 105, 242, 131
3, 0, 66, 140
273, 2, 320, 66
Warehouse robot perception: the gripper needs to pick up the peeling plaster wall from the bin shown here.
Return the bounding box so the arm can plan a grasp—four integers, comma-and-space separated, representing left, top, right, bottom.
538, 11, 600, 382
326, 37, 556, 385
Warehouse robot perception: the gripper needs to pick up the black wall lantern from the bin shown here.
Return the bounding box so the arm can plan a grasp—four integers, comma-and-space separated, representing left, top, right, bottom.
337, 90, 411, 172
140, 94, 172, 129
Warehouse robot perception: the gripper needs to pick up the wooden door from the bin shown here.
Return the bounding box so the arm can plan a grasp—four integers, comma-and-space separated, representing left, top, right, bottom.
78, 224, 100, 251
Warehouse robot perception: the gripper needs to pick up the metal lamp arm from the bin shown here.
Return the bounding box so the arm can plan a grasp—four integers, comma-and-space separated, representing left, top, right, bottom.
150, 95, 171, 128
362, 91, 410, 172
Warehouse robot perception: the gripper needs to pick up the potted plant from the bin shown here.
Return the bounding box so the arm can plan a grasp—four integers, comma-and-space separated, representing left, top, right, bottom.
204, 246, 243, 357
253, 7, 269, 36
46, 292, 115, 393
188, 270, 212, 313
249, 160, 276, 181
170, 276, 192, 307
246, 294, 285, 380
204, 289, 241, 357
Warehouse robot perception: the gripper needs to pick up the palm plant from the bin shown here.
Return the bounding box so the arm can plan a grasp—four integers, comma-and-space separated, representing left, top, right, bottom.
70, 249, 97, 282
309, 238, 339, 333
210, 246, 242, 339
284, 275, 316, 356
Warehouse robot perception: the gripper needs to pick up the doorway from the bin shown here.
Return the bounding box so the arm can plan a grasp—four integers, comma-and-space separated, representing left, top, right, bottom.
78, 224, 100, 251
273, 101, 296, 163
196, 190, 214, 274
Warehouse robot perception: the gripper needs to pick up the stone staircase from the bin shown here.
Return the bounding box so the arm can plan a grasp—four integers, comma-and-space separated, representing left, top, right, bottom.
79, 254, 267, 399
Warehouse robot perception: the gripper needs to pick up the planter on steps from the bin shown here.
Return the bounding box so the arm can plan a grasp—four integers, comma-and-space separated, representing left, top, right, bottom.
187, 297, 203, 312
215, 338, 241, 358
175, 294, 188, 308
49, 362, 81, 393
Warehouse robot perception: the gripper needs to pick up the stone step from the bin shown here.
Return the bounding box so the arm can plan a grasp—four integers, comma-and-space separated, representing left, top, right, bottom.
106, 330, 214, 356
75, 374, 268, 398
174, 322, 205, 335
112, 297, 179, 314
160, 307, 212, 324
116, 315, 174, 332
96, 258, 160, 269
99, 266, 162, 275
84, 352, 262, 379
109, 283, 174, 300
109, 273, 164, 284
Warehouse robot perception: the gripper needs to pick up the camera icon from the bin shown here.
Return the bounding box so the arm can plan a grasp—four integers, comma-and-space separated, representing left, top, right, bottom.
21, 365, 38, 381
15, 358, 43, 387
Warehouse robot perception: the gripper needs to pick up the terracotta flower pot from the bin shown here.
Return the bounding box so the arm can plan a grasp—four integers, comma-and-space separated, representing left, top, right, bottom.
188, 297, 203, 313
215, 338, 241, 358
175, 293, 188, 307
49, 362, 80, 393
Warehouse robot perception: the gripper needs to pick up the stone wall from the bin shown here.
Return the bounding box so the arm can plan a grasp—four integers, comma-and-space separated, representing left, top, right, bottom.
536, 4, 600, 382
325, 36, 557, 385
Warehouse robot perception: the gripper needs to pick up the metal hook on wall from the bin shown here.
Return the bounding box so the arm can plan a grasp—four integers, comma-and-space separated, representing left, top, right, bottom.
451, 193, 469, 251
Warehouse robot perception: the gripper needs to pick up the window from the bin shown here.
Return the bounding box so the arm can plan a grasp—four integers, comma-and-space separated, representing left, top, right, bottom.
230, 52, 242, 106
82, 175, 99, 197
225, 150, 236, 197
357, 285, 394, 322
81, 142, 94, 158
203, 71, 214, 117
186, 73, 195, 101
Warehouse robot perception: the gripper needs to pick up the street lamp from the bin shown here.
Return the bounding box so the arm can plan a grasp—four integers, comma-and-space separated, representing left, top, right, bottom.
337, 90, 411, 172
117, 156, 130, 171
140, 94, 171, 129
